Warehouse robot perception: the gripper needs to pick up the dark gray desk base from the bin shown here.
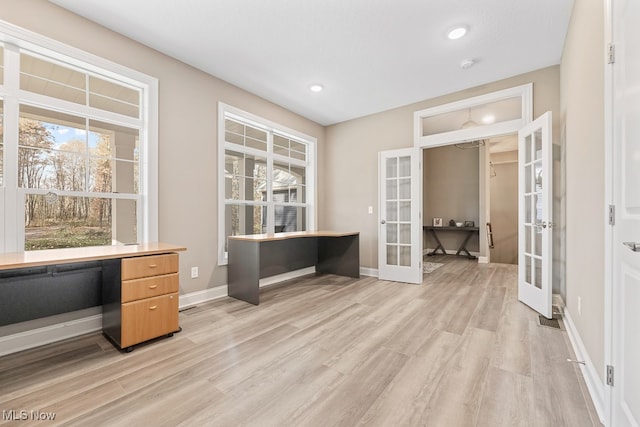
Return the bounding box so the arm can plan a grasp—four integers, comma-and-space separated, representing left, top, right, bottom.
228, 234, 359, 305
0, 260, 119, 327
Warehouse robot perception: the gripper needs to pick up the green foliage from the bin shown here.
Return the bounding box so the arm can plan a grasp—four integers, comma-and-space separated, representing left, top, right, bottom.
19, 118, 117, 228
25, 225, 111, 251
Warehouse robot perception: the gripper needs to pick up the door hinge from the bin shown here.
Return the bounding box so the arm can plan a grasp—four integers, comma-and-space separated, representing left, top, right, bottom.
606, 365, 614, 386
609, 205, 615, 225
608, 43, 615, 64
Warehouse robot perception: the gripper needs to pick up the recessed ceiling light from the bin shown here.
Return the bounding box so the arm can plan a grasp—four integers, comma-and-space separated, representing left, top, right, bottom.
309, 84, 324, 93
447, 26, 468, 40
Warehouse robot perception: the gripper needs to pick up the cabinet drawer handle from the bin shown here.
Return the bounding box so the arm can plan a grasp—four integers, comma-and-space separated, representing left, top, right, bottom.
148, 284, 158, 289
149, 305, 158, 310
148, 264, 158, 268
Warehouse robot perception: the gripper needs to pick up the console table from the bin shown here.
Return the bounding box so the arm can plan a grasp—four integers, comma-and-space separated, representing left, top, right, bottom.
228, 231, 359, 305
0, 243, 186, 352
423, 226, 479, 259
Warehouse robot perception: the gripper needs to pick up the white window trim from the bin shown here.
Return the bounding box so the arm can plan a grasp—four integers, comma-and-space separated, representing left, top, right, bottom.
0, 20, 158, 252
218, 102, 317, 265
413, 83, 533, 148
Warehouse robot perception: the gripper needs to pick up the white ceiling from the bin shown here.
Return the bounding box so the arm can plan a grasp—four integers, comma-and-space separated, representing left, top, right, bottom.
49, 0, 574, 126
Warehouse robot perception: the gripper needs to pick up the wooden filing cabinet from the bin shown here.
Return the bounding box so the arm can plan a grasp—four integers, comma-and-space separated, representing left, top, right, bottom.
103, 253, 180, 352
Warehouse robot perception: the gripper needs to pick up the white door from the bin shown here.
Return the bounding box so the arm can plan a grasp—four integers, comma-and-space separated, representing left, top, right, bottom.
610, 0, 640, 424
378, 148, 422, 284
518, 112, 553, 318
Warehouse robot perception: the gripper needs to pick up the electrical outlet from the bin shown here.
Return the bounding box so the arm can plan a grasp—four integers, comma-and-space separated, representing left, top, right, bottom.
368, 206, 373, 214
578, 296, 582, 316
191, 266, 199, 279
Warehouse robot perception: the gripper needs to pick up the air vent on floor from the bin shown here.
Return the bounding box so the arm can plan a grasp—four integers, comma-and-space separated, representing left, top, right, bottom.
537, 315, 562, 330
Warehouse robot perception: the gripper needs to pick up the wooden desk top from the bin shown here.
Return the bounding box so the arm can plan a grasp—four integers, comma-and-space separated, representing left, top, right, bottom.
228, 230, 359, 243
0, 242, 186, 270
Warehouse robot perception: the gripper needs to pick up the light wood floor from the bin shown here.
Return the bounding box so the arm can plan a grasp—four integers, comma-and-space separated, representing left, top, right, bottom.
0, 256, 601, 426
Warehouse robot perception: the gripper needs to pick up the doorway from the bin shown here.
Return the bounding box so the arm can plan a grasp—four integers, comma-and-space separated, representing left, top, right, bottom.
413, 84, 533, 264
422, 144, 480, 260
488, 134, 519, 264
381, 83, 556, 311
421, 135, 519, 266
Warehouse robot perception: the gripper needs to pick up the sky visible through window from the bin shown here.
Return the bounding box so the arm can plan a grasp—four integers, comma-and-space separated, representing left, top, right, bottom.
43, 122, 101, 150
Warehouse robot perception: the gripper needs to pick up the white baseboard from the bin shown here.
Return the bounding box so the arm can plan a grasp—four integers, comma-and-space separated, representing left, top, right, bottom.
562, 308, 605, 423
360, 267, 378, 277
180, 267, 317, 309
178, 285, 228, 309
477, 256, 489, 264
0, 314, 102, 357
259, 267, 316, 287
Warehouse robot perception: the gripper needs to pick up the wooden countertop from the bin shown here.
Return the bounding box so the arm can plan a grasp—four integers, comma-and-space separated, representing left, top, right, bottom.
0, 242, 186, 270
228, 230, 359, 243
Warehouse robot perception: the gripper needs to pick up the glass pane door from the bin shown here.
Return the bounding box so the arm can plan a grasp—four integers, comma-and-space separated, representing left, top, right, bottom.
518, 112, 552, 318
378, 148, 421, 284
385, 155, 412, 267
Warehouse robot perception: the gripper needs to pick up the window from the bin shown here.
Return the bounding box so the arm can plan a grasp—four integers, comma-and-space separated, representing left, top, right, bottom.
0, 25, 157, 252
219, 103, 316, 264
413, 84, 533, 148
18, 105, 140, 250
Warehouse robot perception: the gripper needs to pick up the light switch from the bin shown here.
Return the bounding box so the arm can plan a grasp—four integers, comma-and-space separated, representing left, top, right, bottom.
368, 206, 373, 214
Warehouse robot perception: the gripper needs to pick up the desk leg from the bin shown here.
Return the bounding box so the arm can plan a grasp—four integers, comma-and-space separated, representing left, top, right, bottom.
317, 235, 360, 278
427, 229, 447, 256
456, 231, 477, 259
228, 240, 260, 305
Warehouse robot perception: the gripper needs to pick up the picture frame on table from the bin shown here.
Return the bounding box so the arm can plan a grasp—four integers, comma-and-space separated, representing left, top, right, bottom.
464, 220, 475, 227
433, 217, 443, 227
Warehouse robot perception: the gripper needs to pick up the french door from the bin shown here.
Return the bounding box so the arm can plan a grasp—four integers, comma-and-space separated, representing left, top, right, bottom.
517, 112, 553, 318
378, 148, 422, 284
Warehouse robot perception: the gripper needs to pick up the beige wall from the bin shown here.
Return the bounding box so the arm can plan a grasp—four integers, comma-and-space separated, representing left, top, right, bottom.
324, 66, 561, 270
560, 0, 605, 381
0, 0, 325, 296
423, 145, 479, 253
489, 150, 518, 265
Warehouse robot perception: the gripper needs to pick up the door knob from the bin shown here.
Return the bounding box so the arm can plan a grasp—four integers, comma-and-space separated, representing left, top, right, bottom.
534, 221, 547, 229
623, 242, 640, 252
381, 220, 386, 224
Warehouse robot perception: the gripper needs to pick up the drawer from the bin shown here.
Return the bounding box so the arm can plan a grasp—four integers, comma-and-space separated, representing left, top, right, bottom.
121, 253, 178, 280
121, 292, 179, 348
121, 273, 179, 303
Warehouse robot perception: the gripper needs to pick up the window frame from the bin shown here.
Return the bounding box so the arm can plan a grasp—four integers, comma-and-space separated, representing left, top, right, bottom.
218, 102, 316, 265
413, 84, 533, 148
0, 21, 158, 252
